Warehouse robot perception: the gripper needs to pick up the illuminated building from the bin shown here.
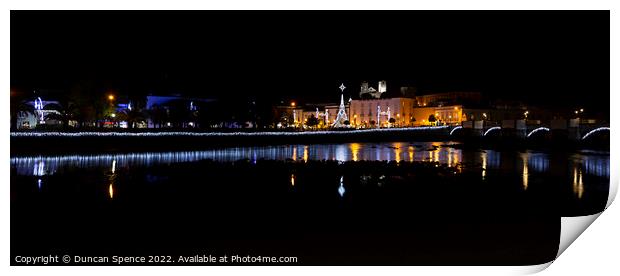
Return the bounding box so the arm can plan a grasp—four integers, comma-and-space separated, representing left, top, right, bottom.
378, 80, 387, 93
415, 91, 482, 107
411, 105, 465, 126
145, 95, 215, 110
349, 98, 416, 128
359, 80, 386, 99
274, 104, 306, 128
15, 97, 63, 129
410, 105, 535, 126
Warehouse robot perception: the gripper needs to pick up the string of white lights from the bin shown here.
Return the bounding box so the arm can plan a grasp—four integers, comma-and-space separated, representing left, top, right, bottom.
449, 126, 463, 135
526, 127, 550, 138
10, 126, 450, 137
483, 126, 501, 136
581, 127, 610, 140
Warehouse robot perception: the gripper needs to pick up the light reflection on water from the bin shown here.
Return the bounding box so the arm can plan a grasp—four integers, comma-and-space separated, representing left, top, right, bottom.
574, 154, 610, 178
481, 152, 486, 180
338, 176, 345, 198
528, 153, 549, 173
13, 142, 468, 176
11, 141, 610, 201
521, 153, 529, 190
573, 167, 584, 199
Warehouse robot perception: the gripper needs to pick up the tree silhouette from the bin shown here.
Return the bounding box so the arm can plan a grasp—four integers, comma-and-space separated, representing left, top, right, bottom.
428, 114, 437, 125
306, 114, 319, 128
119, 109, 147, 128
148, 106, 168, 128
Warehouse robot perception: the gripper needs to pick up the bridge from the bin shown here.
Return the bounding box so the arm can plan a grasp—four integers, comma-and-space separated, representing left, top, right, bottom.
449, 119, 609, 142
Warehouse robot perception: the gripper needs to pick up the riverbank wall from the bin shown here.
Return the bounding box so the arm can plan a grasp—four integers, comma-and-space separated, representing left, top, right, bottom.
10, 125, 609, 156
10, 127, 450, 155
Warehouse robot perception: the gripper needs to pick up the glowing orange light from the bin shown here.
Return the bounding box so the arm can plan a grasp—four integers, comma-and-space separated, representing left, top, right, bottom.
108, 94, 115, 101
108, 184, 114, 199
291, 102, 296, 107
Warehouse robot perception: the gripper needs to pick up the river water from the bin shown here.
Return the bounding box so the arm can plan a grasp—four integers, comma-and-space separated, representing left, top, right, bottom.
10, 142, 610, 265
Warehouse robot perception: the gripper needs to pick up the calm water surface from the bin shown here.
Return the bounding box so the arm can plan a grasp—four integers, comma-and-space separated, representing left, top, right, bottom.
10, 142, 609, 176
10, 142, 610, 265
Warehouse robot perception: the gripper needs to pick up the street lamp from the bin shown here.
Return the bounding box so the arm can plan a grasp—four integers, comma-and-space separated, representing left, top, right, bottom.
291, 102, 296, 107
108, 94, 115, 101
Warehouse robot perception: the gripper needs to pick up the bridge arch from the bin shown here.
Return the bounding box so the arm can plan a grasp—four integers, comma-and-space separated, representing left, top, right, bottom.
527, 127, 550, 138
582, 127, 610, 140
449, 126, 463, 136
483, 126, 501, 137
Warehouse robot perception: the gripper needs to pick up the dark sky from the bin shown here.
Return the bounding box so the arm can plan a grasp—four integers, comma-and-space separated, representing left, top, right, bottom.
11, 11, 609, 112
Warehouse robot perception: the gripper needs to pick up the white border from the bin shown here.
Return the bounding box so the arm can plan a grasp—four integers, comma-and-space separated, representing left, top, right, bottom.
0, 0, 618, 10
3, 1, 618, 276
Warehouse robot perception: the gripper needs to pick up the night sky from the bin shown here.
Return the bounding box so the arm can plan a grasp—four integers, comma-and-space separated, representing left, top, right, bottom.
11, 11, 609, 113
